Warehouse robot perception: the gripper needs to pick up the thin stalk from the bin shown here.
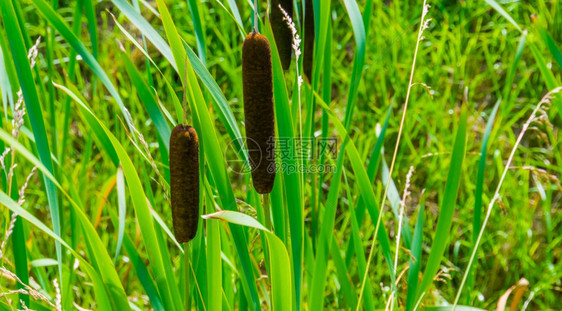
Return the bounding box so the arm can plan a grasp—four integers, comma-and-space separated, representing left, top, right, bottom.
184, 243, 191, 310
263, 193, 272, 229
253, 0, 258, 33
357, 2, 430, 309
452, 87, 562, 309
389, 166, 414, 311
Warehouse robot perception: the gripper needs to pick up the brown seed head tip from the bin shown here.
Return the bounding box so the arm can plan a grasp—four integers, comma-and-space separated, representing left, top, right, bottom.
169, 124, 200, 243
243, 32, 271, 56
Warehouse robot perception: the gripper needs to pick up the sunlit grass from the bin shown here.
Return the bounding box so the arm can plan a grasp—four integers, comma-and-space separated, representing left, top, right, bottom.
0, 0, 561, 310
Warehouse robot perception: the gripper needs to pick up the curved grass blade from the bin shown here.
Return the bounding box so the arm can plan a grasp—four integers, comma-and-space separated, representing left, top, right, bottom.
0, 0, 62, 289
309, 144, 345, 309
105, 193, 166, 311
0, 130, 131, 309
120, 50, 171, 151
114, 166, 126, 263
343, 173, 374, 310
155, 0, 260, 307
187, 0, 206, 64
464, 99, 500, 301
0, 41, 14, 117
416, 109, 467, 301
501, 32, 526, 113
83, 0, 99, 59
54, 83, 181, 310
0, 191, 116, 310
382, 158, 413, 248
54, 82, 119, 166
112, 0, 175, 68
529, 42, 562, 118
183, 42, 249, 166
203, 211, 293, 311
484, 0, 522, 32
345, 102, 393, 266
314, 91, 396, 277
30, 0, 136, 135
263, 20, 303, 307
203, 180, 222, 311
405, 200, 425, 311
537, 27, 562, 69
223, 0, 244, 36
12, 214, 30, 308
53, 81, 184, 257
109, 1, 249, 166
341, 0, 366, 128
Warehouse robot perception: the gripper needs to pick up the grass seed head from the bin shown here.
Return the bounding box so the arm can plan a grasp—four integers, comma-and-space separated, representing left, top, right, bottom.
242, 32, 276, 194
169, 124, 200, 243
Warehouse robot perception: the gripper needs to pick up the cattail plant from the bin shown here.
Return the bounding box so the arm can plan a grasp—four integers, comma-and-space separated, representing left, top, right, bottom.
270, 0, 293, 70
242, 24, 276, 194
303, 0, 314, 80
169, 124, 200, 243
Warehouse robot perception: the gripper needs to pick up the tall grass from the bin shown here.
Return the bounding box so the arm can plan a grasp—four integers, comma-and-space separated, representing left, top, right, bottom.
0, 0, 561, 310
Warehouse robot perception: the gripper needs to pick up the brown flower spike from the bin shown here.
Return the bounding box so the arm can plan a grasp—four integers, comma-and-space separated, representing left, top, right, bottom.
242, 32, 276, 194
169, 124, 200, 243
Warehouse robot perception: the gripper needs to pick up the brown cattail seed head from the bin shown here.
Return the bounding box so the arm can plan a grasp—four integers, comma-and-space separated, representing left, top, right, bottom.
271, 0, 294, 70
169, 124, 200, 243
242, 32, 276, 194
303, 0, 315, 80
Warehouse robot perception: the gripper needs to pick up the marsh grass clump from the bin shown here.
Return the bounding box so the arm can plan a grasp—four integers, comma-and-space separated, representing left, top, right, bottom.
169, 124, 200, 243
242, 32, 276, 194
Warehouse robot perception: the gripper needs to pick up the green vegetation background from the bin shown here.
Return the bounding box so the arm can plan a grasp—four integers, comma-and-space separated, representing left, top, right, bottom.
0, 0, 560, 310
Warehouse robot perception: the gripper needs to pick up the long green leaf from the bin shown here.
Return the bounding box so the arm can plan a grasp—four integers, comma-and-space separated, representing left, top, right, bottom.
30, 0, 136, 134
187, 0, 206, 64
341, 0, 366, 129
484, 0, 522, 32
417, 109, 467, 300
465, 99, 500, 301
405, 202, 425, 311
120, 50, 171, 150
0, 191, 116, 310
203, 211, 293, 311
314, 92, 395, 277
111, 0, 249, 166
114, 166, 126, 262
154, 0, 260, 308
537, 27, 562, 69
0, 0, 62, 289
0, 128, 130, 309
264, 19, 303, 308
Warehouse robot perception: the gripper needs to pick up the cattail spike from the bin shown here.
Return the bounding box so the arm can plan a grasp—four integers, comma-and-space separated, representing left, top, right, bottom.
169, 124, 200, 243
242, 32, 276, 194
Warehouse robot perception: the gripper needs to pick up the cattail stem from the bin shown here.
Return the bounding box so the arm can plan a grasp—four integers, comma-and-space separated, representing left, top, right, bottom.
263, 193, 272, 230
182, 55, 188, 125
184, 243, 190, 310
253, 0, 258, 33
